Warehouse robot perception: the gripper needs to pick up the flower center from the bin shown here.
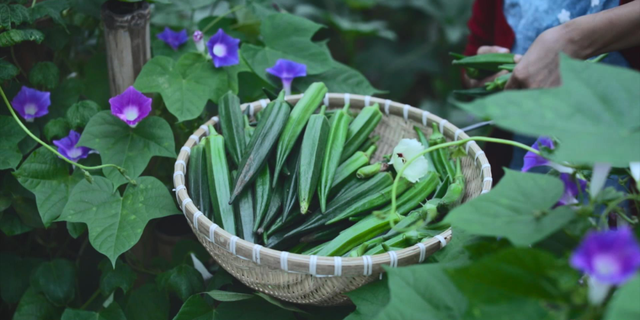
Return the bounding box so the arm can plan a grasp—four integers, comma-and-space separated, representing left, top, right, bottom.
593, 254, 621, 277
67, 148, 82, 160
213, 44, 227, 57
123, 106, 139, 121
24, 103, 37, 115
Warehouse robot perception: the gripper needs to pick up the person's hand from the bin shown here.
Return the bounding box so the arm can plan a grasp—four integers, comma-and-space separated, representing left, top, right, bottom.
463, 46, 521, 88
505, 27, 569, 89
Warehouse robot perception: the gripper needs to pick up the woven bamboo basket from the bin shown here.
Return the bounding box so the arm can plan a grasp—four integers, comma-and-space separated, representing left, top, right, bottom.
173, 93, 493, 306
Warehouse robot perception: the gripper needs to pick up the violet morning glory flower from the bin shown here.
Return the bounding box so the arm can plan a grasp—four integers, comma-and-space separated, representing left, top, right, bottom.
11, 86, 50, 122
207, 29, 240, 68
53, 130, 91, 162
157, 27, 188, 51
522, 136, 572, 173
266, 59, 307, 96
557, 173, 587, 206
571, 227, 640, 286
109, 86, 152, 127
193, 30, 204, 53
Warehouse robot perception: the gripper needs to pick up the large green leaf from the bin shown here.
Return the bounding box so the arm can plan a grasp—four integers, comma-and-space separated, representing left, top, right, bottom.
456, 55, 640, 166
297, 60, 384, 95
0, 5, 8, 30
0, 115, 26, 170
205, 290, 254, 302
444, 170, 575, 246
157, 264, 205, 302
66, 100, 100, 130
58, 176, 179, 265
449, 247, 570, 303
13, 287, 63, 320
173, 295, 214, 320
0, 28, 44, 47
0, 210, 33, 236
125, 284, 169, 320
0, 253, 42, 303
214, 298, 296, 320
78, 111, 175, 188
29, 61, 59, 90
134, 53, 237, 122
345, 278, 390, 320
30, 259, 76, 306
605, 274, 640, 320
12, 149, 76, 221
99, 259, 137, 296
14, 148, 82, 227
43, 117, 71, 141
375, 264, 468, 320
61, 304, 127, 320
0, 58, 19, 80
30, 0, 69, 30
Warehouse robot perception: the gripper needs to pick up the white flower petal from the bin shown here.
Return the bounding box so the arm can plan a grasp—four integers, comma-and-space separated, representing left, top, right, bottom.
390, 139, 428, 183
587, 277, 611, 305
191, 253, 213, 281
630, 162, 640, 182
589, 162, 612, 198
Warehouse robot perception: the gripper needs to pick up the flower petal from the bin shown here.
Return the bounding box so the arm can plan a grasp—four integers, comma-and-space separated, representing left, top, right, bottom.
521, 136, 554, 172
157, 27, 188, 50
53, 130, 92, 162
11, 86, 51, 121
390, 139, 428, 183
109, 86, 152, 126
589, 162, 612, 198
206, 29, 240, 68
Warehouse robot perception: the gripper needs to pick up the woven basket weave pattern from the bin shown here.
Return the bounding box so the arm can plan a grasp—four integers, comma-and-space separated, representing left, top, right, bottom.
173, 93, 492, 306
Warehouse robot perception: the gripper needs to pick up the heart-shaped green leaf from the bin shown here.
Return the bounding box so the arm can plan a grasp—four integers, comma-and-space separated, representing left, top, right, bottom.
58, 176, 179, 266
13, 287, 62, 320
30, 259, 76, 306
0, 115, 26, 170
61, 304, 127, 320
444, 170, 575, 246
0, 58, 19, 80
173, 295, 214, 320
604, 274, 640, 320
29, 61, 59, 90
66, 100, 100, 130
14, 148, 82, 227
0, 253, 42, 304
99, 259, 136, 296
157, 264, 205, 302
134, 53, 237, 122
79, 111, 175, 188
0, 29, 44, 47
124, 284, 168, 320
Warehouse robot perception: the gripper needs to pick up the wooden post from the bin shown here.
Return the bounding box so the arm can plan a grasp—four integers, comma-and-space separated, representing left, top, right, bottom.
101, 1, 151, 97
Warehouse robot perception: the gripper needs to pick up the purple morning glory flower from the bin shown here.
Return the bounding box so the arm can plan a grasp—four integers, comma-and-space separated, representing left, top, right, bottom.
570, 227, 640, 285
193, 30, 205, 53
109, 86, 152, 127
206, 29, 240, 68
157, 27, 188, 51
557, 173, 587, 206
522, 137, 555, 172
53, 130, 91, 162
11, 86, 50, 122
266, 59, 307, 96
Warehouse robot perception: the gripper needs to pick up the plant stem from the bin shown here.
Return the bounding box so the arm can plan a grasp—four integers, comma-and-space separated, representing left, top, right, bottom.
0, 87, 136, 185
31, 0, 37, 8
202, 5, 245, 33
602, 195, 640, 226
390, 136, 539, 217
80, 289, 101, 310
10, 47, 28, 78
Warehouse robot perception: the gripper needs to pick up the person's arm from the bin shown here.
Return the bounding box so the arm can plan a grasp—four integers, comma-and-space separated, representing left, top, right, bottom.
505, 0, 640, 89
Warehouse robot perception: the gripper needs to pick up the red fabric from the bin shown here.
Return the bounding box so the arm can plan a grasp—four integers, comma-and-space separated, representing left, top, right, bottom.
464, 0, 640, 70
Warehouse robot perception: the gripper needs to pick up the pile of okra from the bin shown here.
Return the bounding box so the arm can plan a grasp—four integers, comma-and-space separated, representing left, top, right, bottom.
188, 82, 465, 257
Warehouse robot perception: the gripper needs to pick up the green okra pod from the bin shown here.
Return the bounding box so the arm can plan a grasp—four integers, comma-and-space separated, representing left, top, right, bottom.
318, 103, 352, 212
413, 126, 438, 176
252, 165, 271, 232
281, 150, 301, 221
356, 161, 388, 179
428, 123, 455, 183
333, 145, 376, 188
383, 206, 429, 240
435, 158, 465, 217
298, 106, 329, 214
205, 126, 236, 235
230, 99, 290, 204
317, 214, 398, 256
340, 104, 383, 162
258, 181, 283, 235
451, 52, 517, 72
232, 170, 255, 243
376, 171, 439, 218
358, 135, 380, 152
300, 223, 347, 243
218, 92, 245, 166
188, 140, 212, 220
273, 82, 327, 183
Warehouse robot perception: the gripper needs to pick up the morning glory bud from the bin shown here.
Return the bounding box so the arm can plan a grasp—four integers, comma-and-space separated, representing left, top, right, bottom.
522, 137, 572, 173
206, 29, 240, 68
156, 27, 188, 51
266, 59, 307, 96
53, 130, 92, 162
11, 86, 50, 122
108, 86, 152, 127
193, 30, 204, 53
389, 138, 429, 183
557, 173, 587, 206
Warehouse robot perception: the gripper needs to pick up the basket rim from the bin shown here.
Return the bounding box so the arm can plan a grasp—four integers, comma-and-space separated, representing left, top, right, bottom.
173, 93, 492, 277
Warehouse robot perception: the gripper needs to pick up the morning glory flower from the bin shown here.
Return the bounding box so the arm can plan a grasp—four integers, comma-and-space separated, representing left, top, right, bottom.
207, 29, 240, 68
109, 86, 152, 127
570, 227, 640, 304
11, 86, 50, 122
157, 27, 188, 51
557, 173, 587, 206
522, 136, 572, 173
193, 30, 205, 53
266, 59, 307, 96
389, 138, 429, 183
53, 130, 92, 162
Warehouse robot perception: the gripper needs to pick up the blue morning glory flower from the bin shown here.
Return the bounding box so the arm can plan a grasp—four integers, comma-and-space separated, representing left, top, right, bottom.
207, 29, 240, 68
522, 136, 572, 173
557, 173, 587, 206
109, 86, 152, 127
53, 130, 92, 162
11, 86, 50, 122
266, 59, 307, 96
157, 27, 188, 51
